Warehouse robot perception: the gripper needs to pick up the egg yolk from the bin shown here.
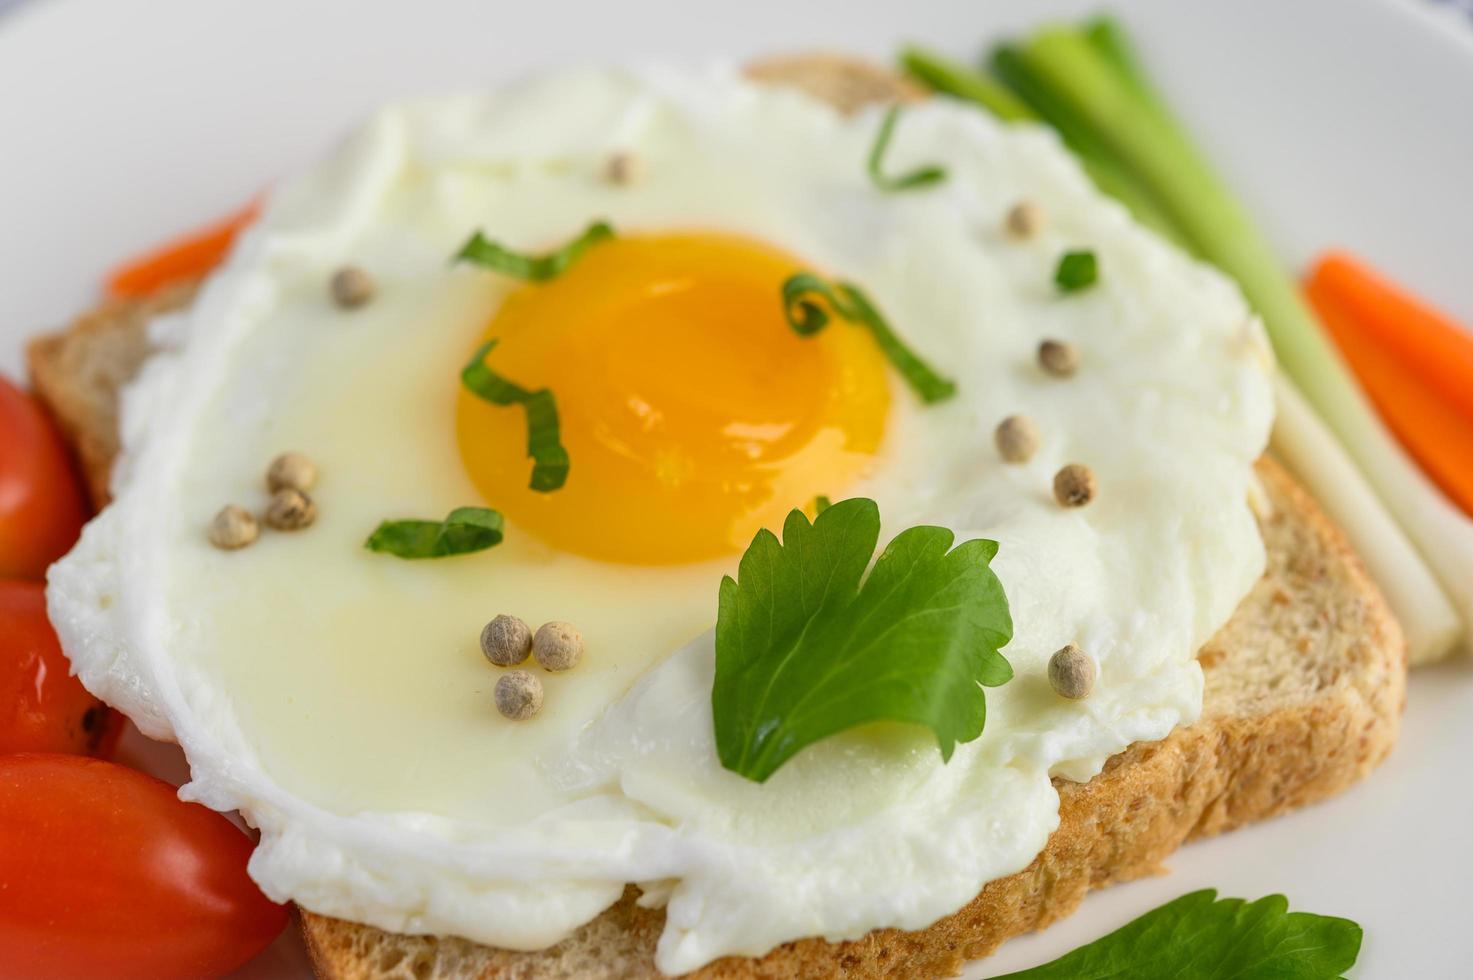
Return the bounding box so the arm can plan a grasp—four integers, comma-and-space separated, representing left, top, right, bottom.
455, 233, 890, 565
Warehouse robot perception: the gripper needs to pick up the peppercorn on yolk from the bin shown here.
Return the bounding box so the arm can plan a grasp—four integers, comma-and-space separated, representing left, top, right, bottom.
456, 233, 891, 564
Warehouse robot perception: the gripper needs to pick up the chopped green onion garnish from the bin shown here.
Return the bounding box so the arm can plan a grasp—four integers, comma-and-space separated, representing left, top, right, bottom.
867, 105, 948, 192
461, 340, 570, 492
365, 507, 504, 559
1054, 250, 1098, 292
454, 221, 614, 281
781, 273, 956, 404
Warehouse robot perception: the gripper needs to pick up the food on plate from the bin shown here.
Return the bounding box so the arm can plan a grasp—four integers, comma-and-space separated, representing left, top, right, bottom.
0, 753, 287, 979
987, 889, 1361, 979
904, 20, 1473, 665
26, 280, 198, 506
0, 581, 118, 756
18, 29, 1408, 980
105, 202, 260, 300
1307, 252, 1473, 518
0, 376, 87, 580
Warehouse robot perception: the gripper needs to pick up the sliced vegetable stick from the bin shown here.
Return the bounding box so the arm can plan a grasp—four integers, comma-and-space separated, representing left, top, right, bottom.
1307, 252, 1473, 423
1271, 375, 1462, 665
106, 202, 259, 298
1309, 283, 1473, 516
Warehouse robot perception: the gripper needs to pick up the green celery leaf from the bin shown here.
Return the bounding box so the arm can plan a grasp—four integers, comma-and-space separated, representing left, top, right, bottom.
989, 889, 1362, 979
713, 498, 1013, 782
867, 105, 948, 192
365, 506, 504, 559
454, 221, 614, 281
461, 340, 570, 492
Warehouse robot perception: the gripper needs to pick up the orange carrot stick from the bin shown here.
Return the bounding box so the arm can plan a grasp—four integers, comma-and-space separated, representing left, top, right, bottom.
1307, 252, 1473, 422
1306, 265, 1473, 517
106, 201, 260, 298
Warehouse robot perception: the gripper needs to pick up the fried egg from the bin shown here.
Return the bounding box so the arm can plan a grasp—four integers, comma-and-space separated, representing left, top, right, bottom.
49, 65, 1273, 973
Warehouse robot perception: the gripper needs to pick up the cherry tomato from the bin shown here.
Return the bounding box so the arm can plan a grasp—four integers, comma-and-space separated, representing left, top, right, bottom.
0, 753, 289, 979
0, 375, 88, 579
0, 581, 121, 757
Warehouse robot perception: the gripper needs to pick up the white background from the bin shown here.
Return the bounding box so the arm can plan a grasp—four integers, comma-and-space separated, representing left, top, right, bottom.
1, 1, 1471, 976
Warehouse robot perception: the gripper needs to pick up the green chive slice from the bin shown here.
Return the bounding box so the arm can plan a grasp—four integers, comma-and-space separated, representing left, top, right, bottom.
867, 106, 948, 192
1055, 250, 1099, 292
366, 507, 504, 559
461, 340, 570, 492
781, 273, 956, 405
454, 221, 614, 281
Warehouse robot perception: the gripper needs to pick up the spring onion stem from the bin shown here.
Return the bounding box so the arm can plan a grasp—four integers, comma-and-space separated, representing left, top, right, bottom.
1272, 376, 1461, 664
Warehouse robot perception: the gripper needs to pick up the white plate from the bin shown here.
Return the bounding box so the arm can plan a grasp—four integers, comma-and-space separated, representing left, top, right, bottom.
2, 1, 1470, 976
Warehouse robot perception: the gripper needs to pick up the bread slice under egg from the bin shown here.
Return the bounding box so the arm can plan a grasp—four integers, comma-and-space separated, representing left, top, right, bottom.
25, 55, 1406, 980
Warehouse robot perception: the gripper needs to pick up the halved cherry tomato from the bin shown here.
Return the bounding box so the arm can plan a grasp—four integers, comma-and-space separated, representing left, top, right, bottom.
0, 581, 120, 757
0, 753, 288, 979
0, 375, 88, 579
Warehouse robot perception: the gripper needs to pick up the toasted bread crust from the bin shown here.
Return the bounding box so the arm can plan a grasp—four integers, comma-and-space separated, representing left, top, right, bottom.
26, 281, 196, 507
25, 55, 1405, 980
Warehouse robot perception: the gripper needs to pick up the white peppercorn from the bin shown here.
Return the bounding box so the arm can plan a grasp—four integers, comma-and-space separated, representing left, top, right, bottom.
1053, 463, 1097, 508
266, 452, 318, 494
994, 415, 1040, 463
533, 621, 583, 672
208, 505, 258, 550
1048, 644, 1096, 700
330, 266, 375, 309
1005, 200, 1045, 239
1037, 339, 1079, 378
604, 151, 644, 186
265, 488, 317, 530
481, 614, 532, 667
494, 670, 543, 720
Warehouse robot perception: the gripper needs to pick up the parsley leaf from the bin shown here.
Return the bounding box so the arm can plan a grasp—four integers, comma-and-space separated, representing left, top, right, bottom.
365, 506, 504, 559
781, 273, 957, 404
713, 498, 1013, 782
989, 889, 1362, 979
461, 340, 570, 492
867, 105, 948, 192
1054, 249, 1099, 292
454, 221, 614, 281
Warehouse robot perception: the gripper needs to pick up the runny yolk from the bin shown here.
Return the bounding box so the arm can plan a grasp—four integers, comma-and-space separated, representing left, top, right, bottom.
455, 232, 891, 565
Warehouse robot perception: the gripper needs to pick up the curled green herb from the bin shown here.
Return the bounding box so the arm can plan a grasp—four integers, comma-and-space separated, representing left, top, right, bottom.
454, 221, 614, 281
713, 498, 1013, 782
366, 506, 504, 559
461, 340, 570, 492
1054, 250, 1098, 292
781, 273, 956, 404
867, 105, 948, 192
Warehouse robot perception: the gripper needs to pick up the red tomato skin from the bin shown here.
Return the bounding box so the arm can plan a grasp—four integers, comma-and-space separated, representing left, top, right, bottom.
0, 754, 289, 979
0, 581, 117, 756
0, 376, 89, 579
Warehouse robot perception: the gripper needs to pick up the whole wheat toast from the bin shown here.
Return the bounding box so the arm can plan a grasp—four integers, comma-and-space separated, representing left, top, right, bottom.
25, 55, 1406, 980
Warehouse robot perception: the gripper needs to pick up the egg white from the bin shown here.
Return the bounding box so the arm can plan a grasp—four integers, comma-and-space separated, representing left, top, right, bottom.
49, 65, 1273, 973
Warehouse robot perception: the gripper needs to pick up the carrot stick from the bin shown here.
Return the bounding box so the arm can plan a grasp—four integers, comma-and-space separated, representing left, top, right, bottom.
1306, 273, 1473, 517
1306, 252, 1473, 422
106, 201, 259, 298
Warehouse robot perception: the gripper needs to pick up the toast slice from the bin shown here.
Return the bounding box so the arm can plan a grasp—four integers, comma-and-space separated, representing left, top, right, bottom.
25, 57, 1406, 980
